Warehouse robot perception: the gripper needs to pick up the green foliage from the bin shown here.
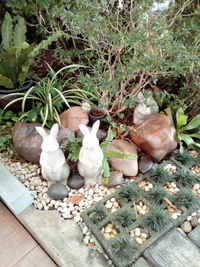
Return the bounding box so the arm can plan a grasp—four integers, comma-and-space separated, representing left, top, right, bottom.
175, 150, 197, 168
175, 169, 198, 187
177, 188, 200, 209
111, 237, 137, 260
144, 208, 171, 232
165, 107, 200, 153
0, 12, 62, 89
118, 183, 140, 204
0, 134, 12, 152
114, 210, 136, 228
149, 165, 171, 183
148, 186, 172, 205
89, 205, 107, 224
60, 136, 82, 162
4, 65, 94, 127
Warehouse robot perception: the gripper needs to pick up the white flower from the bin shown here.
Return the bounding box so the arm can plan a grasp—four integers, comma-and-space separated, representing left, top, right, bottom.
82, 102, 91, 112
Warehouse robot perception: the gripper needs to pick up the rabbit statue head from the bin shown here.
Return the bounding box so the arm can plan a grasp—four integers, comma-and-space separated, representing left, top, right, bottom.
36, 124, 59, 153
78, 120, 103, 186
35, 123, 70, 186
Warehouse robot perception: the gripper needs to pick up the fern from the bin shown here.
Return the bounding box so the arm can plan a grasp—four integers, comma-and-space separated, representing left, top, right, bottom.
60, 136, 82, 162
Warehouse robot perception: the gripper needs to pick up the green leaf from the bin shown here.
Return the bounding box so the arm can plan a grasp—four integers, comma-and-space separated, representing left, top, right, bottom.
181, 114, 200, 132
176, 107, 188, 128
189, 133, 200, 139
178, 133, 196, 147
0, 74, 14, 88
1, 12, 13, 50
13, 16, 27, 46
102, 157, 110, 178
164, 106, 174, 126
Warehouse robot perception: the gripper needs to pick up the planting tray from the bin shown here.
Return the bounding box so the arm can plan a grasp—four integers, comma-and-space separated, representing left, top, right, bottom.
81, 154, 200, 267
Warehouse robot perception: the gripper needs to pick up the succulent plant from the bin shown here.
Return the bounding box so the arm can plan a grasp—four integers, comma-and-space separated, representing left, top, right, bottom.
111, 237, 137, 260
144, 208, 171, 232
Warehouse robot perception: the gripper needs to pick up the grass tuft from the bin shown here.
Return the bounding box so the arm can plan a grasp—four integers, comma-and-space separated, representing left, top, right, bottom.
144, 208, 171, 232
118, 183, 140, 204
111, 237, 137, 260
148, 186, 173, 205
174, 169, 198, 186
149, 165, 171, 183
114, 210, 136, 228
177, 188, 200, 209
175, 151, 197, 168
89, 205, 107, 224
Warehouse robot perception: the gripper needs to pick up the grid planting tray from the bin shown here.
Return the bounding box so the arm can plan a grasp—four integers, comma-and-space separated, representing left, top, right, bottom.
81, 153, 200, 267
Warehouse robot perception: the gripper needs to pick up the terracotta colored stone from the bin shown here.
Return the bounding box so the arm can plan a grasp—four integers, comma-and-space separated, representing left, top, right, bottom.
107, 140, 138, 176
60, 106, 89, 132
68, 194, 85, 204
130, 113, 177, 162
12, 122, 74, 164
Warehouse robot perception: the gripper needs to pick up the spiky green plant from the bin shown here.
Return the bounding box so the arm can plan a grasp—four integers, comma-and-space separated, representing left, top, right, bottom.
175, 151, 197, 168
111, 237, 137, 260
149, 165, 171, 183
177, 188, 200, 209
174, 169, 198, 187
148, 186, 172, 205
89, 205, 107, 224
114, 210, 136, 228
118, 183, 140, 204
144, 208, 171, 232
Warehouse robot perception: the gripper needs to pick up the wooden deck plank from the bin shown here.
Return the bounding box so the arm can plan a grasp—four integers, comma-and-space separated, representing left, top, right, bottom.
0, 202, 56, 267
13, 245, 57, 267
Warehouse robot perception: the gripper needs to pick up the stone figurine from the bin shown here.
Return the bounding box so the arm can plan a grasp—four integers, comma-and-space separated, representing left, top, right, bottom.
78, 120, 103, 186
35, 124, 70, 187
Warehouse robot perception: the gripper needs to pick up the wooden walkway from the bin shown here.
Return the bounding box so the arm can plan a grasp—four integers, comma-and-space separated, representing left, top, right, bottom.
0, 201, 57, 267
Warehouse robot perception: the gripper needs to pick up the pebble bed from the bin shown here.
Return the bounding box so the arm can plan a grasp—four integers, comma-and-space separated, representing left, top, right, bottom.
1, 150, 200, 263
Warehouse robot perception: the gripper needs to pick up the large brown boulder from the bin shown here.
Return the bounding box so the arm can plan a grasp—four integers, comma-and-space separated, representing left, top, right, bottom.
130, 113, 177, 162
107, 140, 138, 176
60, 106, 89, 132
12, 122, 74, 164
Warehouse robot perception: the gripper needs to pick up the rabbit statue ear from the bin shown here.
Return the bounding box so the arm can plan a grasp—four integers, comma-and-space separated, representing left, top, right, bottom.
79, 124, 90, 136
35, 126, 48, 138
91, 120, 100, 135
50, 123, 59, 138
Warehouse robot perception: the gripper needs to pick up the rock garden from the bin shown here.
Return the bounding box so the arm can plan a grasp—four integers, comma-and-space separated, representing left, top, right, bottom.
0, 1, 200, 266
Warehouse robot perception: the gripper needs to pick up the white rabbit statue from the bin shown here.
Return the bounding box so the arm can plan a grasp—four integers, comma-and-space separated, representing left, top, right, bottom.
78, 120, 103, 186
35, 123, 70, 187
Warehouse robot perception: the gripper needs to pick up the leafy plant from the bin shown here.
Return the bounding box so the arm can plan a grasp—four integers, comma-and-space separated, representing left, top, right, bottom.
144, 208, 171, 232
165, 107, 200, 153
114, 210, 136, 228
148, 186, 173, 205
89, 205, 107, 224
118, 183, 140, 204
149, 165, 171, 183
175, 150, 197, 168
177, 188, 200, 209
174, 169, 198, 187
4, 65, 95, 127
111, 237, 137, 260
60, 136, 83, 162
0, 12, 62, 89
0, 134, 12, 152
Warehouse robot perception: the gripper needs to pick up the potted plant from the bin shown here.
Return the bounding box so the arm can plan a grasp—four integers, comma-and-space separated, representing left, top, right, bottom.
0, 12, 62, 111
88, 106, 107, 125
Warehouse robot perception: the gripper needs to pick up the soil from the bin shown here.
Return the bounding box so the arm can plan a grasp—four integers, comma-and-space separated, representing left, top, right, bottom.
90, 110, 105, 117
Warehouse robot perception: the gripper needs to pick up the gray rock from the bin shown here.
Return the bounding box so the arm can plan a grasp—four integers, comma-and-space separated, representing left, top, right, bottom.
107, 140, 138, 176
57, 128, 75, 144
139, 156, 153, 173
191, 216, 198, 228
47, 183, 68, 200
181, 221, 192, 233
77, 127, 107, 141
105, 171, 123, 188
67, 173, 85, 189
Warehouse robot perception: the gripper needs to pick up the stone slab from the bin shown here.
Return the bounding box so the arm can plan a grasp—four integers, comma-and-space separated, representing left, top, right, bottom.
188, 225, 200, 248
131, 257, 150, 267
17, 206, 108, 267
0, 163, 33, 215
144, 228, 200, 267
